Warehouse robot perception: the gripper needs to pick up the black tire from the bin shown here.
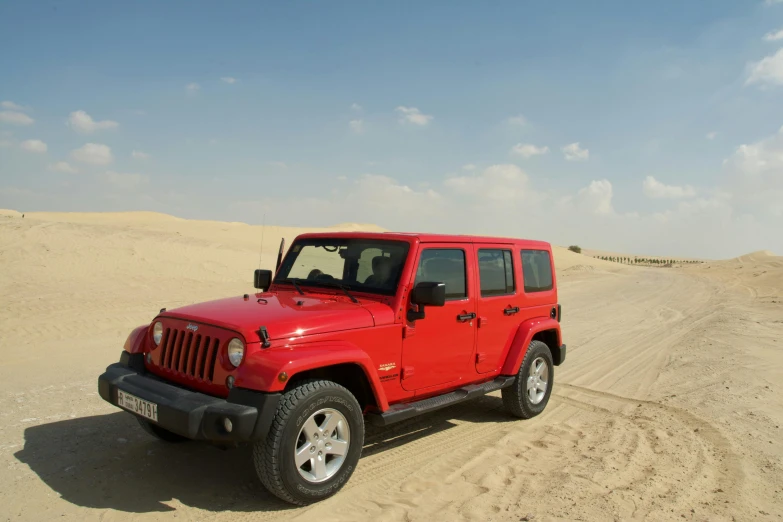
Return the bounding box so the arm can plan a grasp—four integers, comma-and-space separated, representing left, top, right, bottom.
502, 340, 554, 419
136, 417, 188, 442
253, 380, 364, 505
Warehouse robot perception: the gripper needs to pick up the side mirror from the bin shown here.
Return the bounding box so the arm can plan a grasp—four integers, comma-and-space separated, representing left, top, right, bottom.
407, 282, 446, 321
254, 269, 273, 291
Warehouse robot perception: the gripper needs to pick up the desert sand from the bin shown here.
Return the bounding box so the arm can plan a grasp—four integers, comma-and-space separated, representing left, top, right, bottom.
0, 210, 781, 521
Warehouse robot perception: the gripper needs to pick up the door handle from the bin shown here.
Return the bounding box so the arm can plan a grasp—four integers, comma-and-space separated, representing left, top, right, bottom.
457, 312, 476, 322
503, 306, 520, 315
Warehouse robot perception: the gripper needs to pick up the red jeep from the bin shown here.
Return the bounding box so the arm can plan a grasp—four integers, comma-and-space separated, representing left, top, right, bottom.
98, 232, 565, 504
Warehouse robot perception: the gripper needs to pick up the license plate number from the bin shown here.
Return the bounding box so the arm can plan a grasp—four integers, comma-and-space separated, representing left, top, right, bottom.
117, 390, 158, 422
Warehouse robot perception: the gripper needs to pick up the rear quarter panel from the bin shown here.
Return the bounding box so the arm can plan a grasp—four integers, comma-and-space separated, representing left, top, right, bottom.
498, 243, 561, 374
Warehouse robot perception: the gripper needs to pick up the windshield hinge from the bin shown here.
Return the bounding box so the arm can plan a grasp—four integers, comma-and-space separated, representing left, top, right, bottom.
257, 326, 272, 348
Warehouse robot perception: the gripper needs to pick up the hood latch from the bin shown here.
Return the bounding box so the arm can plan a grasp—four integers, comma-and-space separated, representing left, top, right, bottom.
257, 326, 272, 348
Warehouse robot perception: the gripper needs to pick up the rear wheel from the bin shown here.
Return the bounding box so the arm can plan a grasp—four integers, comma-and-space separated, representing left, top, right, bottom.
502, 340, 554, 419
136, 417, 188, 442
253, 380, 364, 505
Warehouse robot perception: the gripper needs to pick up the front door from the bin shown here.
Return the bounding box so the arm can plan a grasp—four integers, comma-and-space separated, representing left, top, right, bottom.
401, 244, 477, 392
473, 244, 522, 373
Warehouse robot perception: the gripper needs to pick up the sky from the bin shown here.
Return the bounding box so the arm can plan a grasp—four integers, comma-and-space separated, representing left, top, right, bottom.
2, 1, 783, 259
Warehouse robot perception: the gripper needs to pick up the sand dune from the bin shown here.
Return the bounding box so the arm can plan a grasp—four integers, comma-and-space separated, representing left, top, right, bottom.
1, 210, 781, 521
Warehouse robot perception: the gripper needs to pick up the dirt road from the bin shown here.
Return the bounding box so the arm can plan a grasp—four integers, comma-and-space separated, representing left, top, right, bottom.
1, 213, 781, 521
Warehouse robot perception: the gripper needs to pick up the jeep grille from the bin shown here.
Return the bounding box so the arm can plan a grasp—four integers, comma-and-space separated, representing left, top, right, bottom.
158, 327, 220, 381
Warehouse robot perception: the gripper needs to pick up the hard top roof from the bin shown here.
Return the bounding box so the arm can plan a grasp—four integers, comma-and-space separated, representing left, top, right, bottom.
295, 231, 551, 249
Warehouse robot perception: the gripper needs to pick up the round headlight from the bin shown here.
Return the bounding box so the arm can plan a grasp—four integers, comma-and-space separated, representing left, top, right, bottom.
152, 322, 163, 345
227, 338, 245, 367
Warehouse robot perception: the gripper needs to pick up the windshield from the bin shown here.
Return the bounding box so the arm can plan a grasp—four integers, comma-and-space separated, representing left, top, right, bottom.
275, 238, 410, 296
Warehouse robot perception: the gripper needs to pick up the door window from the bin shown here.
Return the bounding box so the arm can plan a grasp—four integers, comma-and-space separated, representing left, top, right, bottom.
414, 249, 467, 300
520, 249, 553, 292
478, 249, 515, 297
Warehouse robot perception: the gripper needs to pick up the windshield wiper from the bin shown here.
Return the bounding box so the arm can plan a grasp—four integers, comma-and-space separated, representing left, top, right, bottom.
280, 278, 305, 296
311, 281, 359, 303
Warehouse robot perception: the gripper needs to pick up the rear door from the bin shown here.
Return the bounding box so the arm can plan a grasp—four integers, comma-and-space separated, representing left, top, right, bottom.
401, 244, 477, 391
473, 244, 523, 373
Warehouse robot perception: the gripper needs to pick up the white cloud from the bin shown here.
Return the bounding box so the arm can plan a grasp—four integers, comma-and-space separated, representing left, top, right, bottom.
445, 164, 530, 203
706, 131, 717, 140
131, 150, 150, 160
268, 161, 288, 169
576, 179, 614, 215
511, 143, 549, 158
220, 77, 238, 84
20, 139, 47, 153
71, 143, 113, 165
67, 110, 119, 134
337, 175, 348, 181
562, 142, 590, 161
643, 176, 697, 199
1, 101, 25, 111
746, 48, 783, 86
395, 106, 433, 126
186, 83, 200, 92
462, 164, 476, 171
0, 111, 34, 125
351, 103, 362, 111
349, 119, 364, 133
652, 192, 733, 224
507, 115, 527, 126
49, 161, 78, 173
763, 28, 783, 41
100, 171, 149, 190
765, 0, 783, 5
243, 174, 445, 231
722, 126, 783, 218
723, 125, 783, 177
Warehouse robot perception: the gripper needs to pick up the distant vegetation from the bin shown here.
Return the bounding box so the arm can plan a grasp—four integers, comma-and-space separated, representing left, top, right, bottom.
568, 245, 582, 254
594, 256, 704, 266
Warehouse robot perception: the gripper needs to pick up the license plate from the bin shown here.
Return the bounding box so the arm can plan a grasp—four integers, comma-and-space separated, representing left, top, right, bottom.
117, 390, 158, 422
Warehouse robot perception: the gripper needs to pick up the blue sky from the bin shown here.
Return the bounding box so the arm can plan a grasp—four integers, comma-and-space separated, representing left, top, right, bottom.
2, 1, 783, 258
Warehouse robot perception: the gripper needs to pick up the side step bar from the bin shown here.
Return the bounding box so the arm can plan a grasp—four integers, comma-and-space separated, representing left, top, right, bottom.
367, 376, 516, 426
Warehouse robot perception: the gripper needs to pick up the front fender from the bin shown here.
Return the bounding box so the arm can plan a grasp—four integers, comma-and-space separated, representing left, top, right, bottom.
235, 342, 389, 410
500, 317, 562, 375
123, 324, 149, 354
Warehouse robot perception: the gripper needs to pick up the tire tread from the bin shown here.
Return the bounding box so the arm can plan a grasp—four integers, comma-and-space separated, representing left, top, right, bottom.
502, 340, 553, 419
253, 379, 360, 505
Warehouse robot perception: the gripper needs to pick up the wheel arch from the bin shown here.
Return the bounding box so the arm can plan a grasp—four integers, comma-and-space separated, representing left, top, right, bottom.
531, 329, 565, 366
500, 317, 563, 374
123, 324, 150, 354
285, 362, 379, 412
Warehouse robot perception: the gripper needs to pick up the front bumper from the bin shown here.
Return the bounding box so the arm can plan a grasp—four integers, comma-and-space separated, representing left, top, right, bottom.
98, 352, 280, 442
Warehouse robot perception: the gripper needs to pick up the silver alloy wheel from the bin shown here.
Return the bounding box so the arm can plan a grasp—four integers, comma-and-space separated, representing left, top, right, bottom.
294, 408, 351, 483
526, 356, 549, 405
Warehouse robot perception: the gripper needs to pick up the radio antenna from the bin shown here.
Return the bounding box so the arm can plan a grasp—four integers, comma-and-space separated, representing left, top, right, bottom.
258, 213, 266, 270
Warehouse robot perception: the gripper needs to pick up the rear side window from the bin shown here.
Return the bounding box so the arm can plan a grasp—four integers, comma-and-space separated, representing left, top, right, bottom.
415, 249, 467, 300
478, 249, 515, 297
521, 250, 553, 293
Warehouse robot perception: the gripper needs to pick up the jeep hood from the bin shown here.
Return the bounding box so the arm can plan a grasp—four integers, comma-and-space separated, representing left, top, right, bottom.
161, 293, 375, 343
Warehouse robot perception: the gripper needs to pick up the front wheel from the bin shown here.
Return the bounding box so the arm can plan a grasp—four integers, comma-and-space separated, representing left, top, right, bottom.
502, 340, 554, 419
253, 380, 364, 505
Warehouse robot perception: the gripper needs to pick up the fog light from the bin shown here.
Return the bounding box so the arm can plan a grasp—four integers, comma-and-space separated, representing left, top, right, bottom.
223, 417, 233, 433
226, 375, 235, 389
